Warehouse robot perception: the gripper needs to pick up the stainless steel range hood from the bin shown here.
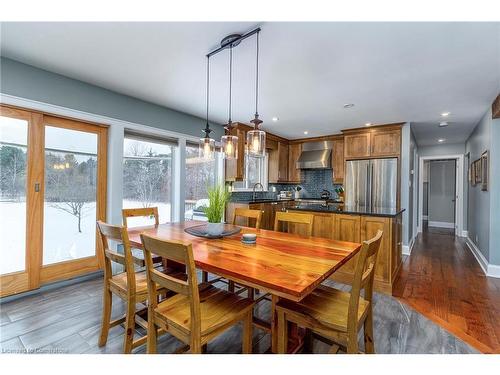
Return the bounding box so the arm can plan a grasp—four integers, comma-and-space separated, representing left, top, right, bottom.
296, 141, 333, 169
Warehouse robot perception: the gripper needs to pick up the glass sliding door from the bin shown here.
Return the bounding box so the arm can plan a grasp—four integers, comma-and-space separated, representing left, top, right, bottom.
0, 108, 35, 296
39, 116, 107, 284
122, 133, 174, 227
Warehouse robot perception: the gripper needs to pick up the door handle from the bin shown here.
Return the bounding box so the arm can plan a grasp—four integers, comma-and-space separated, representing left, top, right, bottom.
34, 183, 40, 192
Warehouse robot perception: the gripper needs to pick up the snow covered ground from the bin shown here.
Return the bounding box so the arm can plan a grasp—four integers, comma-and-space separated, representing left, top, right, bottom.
0, 200, 171, 275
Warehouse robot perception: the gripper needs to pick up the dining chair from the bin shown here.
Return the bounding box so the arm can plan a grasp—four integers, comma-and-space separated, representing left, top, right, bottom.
274, 211, 314, 237
122, 207, 162, 267
225, 208, 263, 296
275, 230, 383, 354
140, 233, 255, 354
96, 221, 170, 353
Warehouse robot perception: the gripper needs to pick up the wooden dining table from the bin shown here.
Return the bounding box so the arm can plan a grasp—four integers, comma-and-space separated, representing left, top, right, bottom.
127, 220, 362, 353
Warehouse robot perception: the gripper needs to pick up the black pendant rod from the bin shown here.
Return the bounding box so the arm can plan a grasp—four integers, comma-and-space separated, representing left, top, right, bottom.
254, 30, 260, 117
203, 55, 212, 138
228, 45, 233, 125
207, 27, 261, 58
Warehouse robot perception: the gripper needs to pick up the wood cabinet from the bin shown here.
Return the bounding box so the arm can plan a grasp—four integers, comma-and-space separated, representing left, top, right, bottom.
269, 141, 289, 183
344, 133, 371, 159
331, 138, 344, 183
288, 143, 302, 183
225, 125, 247, 182
343, 124, 402, 159
370, 129, 401, 157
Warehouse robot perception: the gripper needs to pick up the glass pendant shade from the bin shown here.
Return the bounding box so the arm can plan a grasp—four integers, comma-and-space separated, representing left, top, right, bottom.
246, 129, 266, 158
221, 134, 238, 159
199, 137, 215, 160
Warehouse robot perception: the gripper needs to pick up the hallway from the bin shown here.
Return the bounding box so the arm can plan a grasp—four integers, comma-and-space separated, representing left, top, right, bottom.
394, 229, 500, 353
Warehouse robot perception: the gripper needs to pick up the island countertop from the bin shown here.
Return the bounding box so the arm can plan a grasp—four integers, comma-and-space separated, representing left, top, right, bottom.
288, 204, 405, 218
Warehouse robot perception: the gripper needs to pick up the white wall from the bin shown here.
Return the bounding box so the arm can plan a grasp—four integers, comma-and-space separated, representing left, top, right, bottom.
428, 160, 456, 224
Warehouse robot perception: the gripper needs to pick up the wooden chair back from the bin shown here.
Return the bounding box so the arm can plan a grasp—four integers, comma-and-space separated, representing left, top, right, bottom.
96, 221, 137, 294
347, 230, 383, 331
274, 211, 314, 237
122, 207, 159, 228
233, 208, 262, 229
140, 234, 201, 335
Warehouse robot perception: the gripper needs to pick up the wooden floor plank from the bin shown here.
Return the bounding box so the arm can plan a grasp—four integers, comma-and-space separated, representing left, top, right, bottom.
394, 225, 500, 353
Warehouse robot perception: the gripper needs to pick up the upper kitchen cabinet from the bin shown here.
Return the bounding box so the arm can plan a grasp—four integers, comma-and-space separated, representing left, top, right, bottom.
288, 143, 302, 183
331, 138, 344, 183
224, 122, 248, 182
343, 132, 371, 158
269, 140, 289, 183
342, 123, 403, 159
370, 128, 401, 157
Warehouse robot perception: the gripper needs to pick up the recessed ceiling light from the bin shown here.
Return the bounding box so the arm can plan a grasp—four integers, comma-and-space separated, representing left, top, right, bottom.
365, 123, 372, 127
303, 131, 309, 135
438, 138, 445, 143
439, 121, 448, 127
441, 112, 451, 117
272, 116, 279, 122
343, 103, 354, 108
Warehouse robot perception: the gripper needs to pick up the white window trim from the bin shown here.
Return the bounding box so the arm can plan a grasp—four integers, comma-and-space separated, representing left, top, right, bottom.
232, 154, 269, 192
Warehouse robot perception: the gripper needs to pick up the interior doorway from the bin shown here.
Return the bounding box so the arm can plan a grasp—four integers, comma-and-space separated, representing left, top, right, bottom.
418, 154, 464, 237
422, 159, 456, 235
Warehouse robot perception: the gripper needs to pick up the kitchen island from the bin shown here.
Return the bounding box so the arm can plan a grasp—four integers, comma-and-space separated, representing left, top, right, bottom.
226, 200, 404, 295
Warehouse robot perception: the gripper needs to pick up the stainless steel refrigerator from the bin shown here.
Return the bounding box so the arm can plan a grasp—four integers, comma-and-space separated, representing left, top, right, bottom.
345, 158, 398, 208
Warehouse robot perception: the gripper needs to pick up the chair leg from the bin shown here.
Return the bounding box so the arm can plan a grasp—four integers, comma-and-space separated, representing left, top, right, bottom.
190, 338, 202, 354
147, 308, 157, 354
98, 285, 112, 347
242, 311, 253, 354
202, 271, 208, 283
346, 329, 359, 354
228, 280, 235, 292
123, 297, 136, 354
364, 308, 375, 354
277, 310, 288, 354
247, 287, 255, 300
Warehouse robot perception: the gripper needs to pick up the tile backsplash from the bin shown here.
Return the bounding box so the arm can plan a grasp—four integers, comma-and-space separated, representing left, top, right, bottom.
231, 169, 343, 201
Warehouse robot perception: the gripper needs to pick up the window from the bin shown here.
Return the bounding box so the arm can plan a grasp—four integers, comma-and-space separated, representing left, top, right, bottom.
184, 142, 223, 221
233, 153, 268, 191
122, 133, 175, 226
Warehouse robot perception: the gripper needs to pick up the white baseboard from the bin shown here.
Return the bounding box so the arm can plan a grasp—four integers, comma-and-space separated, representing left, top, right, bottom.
402, 236, 416, 256
428, 221, 455, 229
461, 230, 468, 238
465, 237, 500, 278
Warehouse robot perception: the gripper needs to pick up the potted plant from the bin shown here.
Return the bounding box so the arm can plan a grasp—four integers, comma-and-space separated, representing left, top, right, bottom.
203, 184, 232, 236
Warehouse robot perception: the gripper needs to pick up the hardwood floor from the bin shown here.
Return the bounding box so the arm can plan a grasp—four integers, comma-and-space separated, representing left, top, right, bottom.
394, 226, 500, 353
0, 271, 477, 354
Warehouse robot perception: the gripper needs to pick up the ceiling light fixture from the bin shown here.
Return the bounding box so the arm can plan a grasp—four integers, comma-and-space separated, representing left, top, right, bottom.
441, 112, 451, 117
365, 122, 372, 127
198, 55, 215, 160
204, 27, 262, 160
343, 103, 354, 108
303, 131, 309, 135
247, 29, 266, 158
438, 138, 445, 143
272, 117, 279, 122
220, 44, 238, 159
439, 121, 448, 127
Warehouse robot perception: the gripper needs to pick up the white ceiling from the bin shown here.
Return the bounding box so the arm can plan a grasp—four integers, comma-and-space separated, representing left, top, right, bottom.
1, 22, 499, 146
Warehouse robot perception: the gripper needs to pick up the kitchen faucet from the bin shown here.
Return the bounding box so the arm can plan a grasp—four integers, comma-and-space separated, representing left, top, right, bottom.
252, 182, 264, 201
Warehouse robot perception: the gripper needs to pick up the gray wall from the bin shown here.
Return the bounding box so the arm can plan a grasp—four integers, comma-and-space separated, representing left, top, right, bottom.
489, 118, 500, 265
428, 160, 456, 223
0, 57, 224, 139
465, 109, 491, 261
401, 123, 417, 246
418, 143, 465, 157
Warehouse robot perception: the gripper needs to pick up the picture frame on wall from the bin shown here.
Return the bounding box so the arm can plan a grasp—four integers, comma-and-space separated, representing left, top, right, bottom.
470, 161, 476, 186
481, 151, 488, 191
474, 159, 482, 184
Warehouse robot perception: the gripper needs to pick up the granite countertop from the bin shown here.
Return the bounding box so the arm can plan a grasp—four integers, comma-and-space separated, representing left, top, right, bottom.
288, 204, 405, 217
232, 197, 344, 204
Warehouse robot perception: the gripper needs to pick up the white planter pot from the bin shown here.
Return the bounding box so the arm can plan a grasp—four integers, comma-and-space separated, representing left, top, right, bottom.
207, 222, 224, 236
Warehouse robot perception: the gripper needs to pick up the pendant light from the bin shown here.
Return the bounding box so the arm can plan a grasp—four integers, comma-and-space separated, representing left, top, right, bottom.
221, 45, 238, 159
247, 30, 266, 158
199, 55, 215, 160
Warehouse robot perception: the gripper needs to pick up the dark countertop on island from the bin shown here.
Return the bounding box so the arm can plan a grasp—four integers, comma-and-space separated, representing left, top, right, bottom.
288, 204, 405, 218
231, 197, 344, 204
